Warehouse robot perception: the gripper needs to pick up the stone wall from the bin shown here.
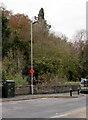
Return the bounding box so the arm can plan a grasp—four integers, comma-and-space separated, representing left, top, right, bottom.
15, 86, 31, 95
15, 85, 80, 95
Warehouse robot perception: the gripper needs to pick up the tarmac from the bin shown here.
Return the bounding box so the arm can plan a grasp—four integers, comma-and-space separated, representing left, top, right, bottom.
1, 92, 87, 119
1, 92, 85, 102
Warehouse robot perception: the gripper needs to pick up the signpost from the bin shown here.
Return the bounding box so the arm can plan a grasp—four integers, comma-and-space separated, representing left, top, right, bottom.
30, 16, 38, 95
29, 69, 35, 73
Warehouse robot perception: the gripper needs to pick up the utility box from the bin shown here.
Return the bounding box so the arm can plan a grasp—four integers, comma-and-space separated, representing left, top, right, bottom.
2, 80, 15, 98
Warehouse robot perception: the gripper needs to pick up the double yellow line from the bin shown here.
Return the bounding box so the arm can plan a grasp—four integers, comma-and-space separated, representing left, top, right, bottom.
1, 96, 80, 103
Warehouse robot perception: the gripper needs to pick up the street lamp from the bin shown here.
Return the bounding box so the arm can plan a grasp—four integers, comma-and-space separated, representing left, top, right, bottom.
30, 16, 38, 95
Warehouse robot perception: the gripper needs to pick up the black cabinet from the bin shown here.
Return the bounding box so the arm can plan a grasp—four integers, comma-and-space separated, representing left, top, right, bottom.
2, 80, 15, 98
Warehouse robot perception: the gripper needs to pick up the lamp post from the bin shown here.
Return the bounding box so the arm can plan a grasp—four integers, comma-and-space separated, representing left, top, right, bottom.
30, 21, 33, 95
30, 17, 38, 95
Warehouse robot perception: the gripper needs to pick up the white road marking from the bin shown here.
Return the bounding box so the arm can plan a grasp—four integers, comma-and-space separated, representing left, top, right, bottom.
50, 113, 70, 118
56, 113, 59, 114
50, 107, 86, 118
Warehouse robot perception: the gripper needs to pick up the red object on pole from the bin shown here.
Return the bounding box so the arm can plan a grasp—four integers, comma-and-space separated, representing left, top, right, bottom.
29, 69, 35, 73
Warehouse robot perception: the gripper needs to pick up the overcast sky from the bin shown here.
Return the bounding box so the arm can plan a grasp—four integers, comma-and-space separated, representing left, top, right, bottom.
1, 0, 87, 39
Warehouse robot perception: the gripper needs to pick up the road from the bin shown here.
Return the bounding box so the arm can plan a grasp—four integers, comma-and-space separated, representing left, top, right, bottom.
2, 95, 87, 118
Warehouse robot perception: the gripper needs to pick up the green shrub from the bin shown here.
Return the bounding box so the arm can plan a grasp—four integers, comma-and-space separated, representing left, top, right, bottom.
2, 71, 28, 86
13, 73, 28, 87
65, 82, 80, 86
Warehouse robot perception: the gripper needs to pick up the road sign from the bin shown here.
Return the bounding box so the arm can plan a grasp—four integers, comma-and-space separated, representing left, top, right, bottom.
29, 69, 35, 73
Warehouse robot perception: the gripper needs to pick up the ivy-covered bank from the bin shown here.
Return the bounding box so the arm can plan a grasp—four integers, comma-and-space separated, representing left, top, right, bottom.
1, 6, 88, 86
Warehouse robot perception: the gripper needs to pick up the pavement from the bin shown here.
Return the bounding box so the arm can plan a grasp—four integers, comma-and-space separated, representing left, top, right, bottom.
1, 92, 85, 102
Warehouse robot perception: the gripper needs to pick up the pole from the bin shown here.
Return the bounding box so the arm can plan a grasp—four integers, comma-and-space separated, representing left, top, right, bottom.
31, 22, 33, 95
30, 16, 38, 94
78, 88, 79, 95
70, 88, 72, 96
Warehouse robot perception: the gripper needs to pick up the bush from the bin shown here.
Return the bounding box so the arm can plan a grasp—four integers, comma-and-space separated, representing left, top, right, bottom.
2, 71, 28, 86
64, 81, 80, 86
13, 73, 29, 86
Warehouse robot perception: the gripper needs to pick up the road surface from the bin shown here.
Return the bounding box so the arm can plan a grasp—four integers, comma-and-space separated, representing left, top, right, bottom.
2, 95, 87, 118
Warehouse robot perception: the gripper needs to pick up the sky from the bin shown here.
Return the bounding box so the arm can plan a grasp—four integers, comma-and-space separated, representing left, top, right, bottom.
0, 0, 87, 40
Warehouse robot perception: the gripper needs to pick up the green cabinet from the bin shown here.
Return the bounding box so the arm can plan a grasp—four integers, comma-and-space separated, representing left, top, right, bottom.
2, 80, 15, 98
